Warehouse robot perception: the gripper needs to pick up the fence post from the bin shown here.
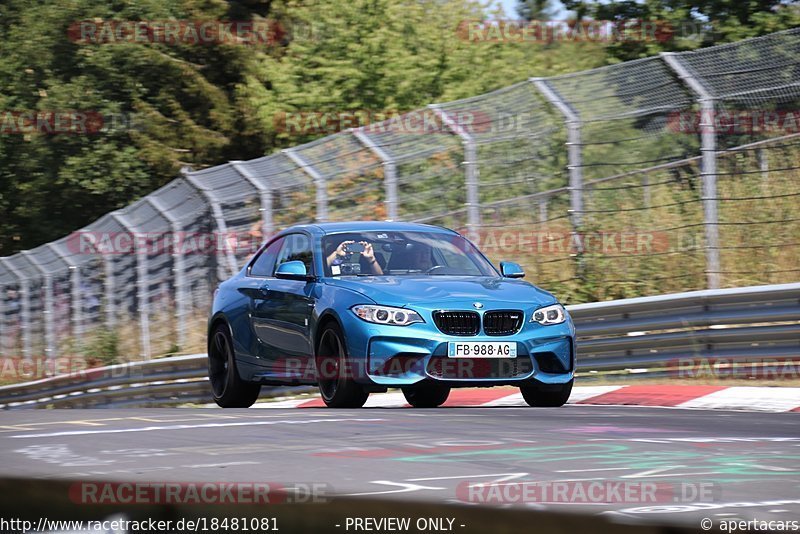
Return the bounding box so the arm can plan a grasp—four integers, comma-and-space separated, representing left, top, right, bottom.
145, 196, 187, 351
48, 244, 83, 345
22, 252, 55, 360
0, 258, 31, 360
231, 161, 274, 240
531, 78, 584, 251
104, 256, 115, 330
284, 149, 328, 222
182, 168, 239, 279
429, 105, 480, 229
538, 197, 548, 224
661, 52, 720, 289
351, 128, 399, 221
758, 148, 769, 183
111, 212, 151, 360
0, 283, 3, 357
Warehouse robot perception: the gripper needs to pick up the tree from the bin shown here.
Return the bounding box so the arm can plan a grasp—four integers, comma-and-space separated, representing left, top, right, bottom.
516, 0, 558, 21
0, 0, 269, 254
562, 0, 800, 60
239, 0, 608, 147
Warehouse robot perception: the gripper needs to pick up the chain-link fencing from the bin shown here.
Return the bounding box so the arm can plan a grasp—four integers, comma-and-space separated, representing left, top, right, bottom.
0, 29, 798, 362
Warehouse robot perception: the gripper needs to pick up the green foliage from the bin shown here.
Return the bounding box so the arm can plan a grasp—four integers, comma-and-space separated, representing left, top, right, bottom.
80, 327, 120, 366
0, 0, 267, 254
239, 0, 608, 148
516, 0, 559, 21
561, 0, 800, 60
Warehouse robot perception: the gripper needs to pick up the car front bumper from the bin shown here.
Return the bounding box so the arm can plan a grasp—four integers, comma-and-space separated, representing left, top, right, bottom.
339, 310, 576, 388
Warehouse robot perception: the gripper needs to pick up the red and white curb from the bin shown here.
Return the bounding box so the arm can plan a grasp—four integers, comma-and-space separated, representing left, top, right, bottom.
254, 385, 800, 412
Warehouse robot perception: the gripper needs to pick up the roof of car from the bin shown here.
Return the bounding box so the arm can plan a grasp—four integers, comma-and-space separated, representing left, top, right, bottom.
288, 221, 459, 235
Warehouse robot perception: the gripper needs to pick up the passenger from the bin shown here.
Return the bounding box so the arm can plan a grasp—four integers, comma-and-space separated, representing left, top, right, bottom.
326, 239, 383, 275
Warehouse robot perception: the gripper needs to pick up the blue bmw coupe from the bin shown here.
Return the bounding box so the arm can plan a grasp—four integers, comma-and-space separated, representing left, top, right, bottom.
208, 221, 575, 408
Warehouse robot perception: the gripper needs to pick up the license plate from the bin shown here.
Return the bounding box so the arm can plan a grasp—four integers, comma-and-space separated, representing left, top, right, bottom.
448, 341, 517, 358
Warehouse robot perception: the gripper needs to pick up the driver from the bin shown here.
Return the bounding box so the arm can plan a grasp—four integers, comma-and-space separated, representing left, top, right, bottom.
406, 242, 434, 271
326, 240, 383, 275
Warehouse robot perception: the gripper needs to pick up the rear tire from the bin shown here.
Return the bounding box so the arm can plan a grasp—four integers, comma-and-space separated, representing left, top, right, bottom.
402, 384, 451, 408
208, 323, 261, 408
520, 379, 573, 407
316, 322, 369, 408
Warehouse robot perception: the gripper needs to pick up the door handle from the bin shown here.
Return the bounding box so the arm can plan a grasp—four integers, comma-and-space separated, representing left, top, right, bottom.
240, 283, 271, 299
257, 283, 270, 298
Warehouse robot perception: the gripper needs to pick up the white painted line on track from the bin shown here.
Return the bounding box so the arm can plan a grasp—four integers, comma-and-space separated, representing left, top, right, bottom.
251, 398, 310, 408
566, 385, 626, 402
481, 392, 524, 407
677, 386, 800, 412
8, 418, 386, 439
364, 392, 409, 408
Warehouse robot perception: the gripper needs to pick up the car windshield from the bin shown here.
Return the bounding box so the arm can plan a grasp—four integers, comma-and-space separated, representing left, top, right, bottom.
322, 230, 497, 277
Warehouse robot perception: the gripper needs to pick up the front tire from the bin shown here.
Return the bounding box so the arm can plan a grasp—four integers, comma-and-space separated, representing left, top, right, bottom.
316, 322, 369, 408
520, 379, 573, 407
402, 384, 450, 408
208, 323, 261, 408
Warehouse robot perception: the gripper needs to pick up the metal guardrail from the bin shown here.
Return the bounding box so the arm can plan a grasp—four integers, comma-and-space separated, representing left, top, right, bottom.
1, 283, 798, 408
571, 282, 800, 374
0, 351, 315, 409
0, 354, 209, 409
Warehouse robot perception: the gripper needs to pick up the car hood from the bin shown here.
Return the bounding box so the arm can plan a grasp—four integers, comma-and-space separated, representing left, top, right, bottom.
324, 276, 556, 309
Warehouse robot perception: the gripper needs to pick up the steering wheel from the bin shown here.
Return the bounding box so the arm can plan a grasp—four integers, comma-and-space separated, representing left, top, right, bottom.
425, 265, 449, 275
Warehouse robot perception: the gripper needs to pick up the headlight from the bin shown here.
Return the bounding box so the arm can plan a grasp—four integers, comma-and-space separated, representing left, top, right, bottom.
531, 304, 566, 325
352, 305, 424, 326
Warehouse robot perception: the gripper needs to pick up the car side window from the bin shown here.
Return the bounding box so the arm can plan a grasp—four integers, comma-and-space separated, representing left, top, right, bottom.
274, 234, 314, 276
437, 246, 480, 274
249, 237, 284, 277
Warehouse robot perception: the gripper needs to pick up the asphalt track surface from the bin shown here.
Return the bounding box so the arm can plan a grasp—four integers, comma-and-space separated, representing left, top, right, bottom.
1, 405, 798, 527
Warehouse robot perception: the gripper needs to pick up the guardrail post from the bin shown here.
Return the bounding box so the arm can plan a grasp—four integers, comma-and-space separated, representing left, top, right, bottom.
531, 78, 584, 251
0, 258, 31, 360
22, 252, 55, 360
429, 105, 480, 229
351, 128, 398, 221
111, 212, 151, 360
231, 161, 274, 240
661, 52, 721, 290
182, 168, 239, 278
145, 196, 187, 351
284, 149, 328, 222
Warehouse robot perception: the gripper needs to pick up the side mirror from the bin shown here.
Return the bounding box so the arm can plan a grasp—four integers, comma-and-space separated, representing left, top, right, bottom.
500, 261, 525, 279
275, 260, 313, 281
